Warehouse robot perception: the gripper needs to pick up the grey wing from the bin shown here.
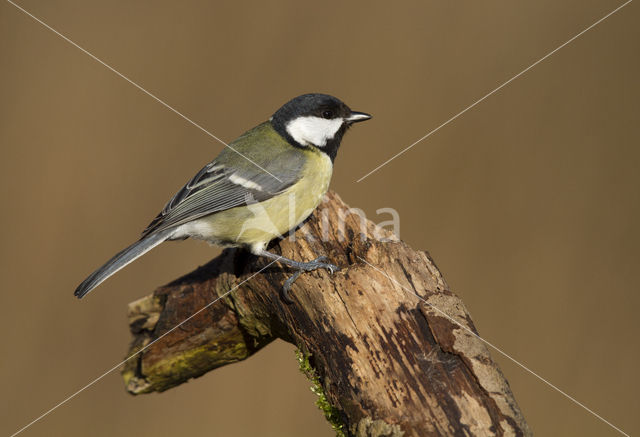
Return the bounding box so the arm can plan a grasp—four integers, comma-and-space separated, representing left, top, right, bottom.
141, 159, 299, 237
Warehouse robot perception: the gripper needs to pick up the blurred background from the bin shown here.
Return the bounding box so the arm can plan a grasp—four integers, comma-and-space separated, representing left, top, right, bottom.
1, 0, 638, 435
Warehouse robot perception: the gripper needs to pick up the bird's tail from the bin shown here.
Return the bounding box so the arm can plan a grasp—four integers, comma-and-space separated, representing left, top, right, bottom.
74, 229, 174, 299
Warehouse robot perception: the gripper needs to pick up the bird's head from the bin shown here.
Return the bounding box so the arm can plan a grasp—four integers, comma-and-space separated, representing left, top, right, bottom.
271, 93, 371, 160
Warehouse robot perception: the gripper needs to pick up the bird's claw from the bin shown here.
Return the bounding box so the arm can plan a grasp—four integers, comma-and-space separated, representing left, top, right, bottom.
281, 271, 302, 304
280, 256, 341, 304
310, 256, 340, 274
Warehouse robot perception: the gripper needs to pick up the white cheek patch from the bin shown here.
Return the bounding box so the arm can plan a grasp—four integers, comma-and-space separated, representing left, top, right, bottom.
285, 116, 343, 147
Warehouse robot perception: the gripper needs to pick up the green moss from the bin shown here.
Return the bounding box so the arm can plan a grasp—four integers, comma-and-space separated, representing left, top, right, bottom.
154, 337, 246, 385
139, 329, 250, 393
296, 348, 347, 437
121, 366, 136, 389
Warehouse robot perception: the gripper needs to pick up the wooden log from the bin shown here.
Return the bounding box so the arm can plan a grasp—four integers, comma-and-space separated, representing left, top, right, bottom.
122, 191, 531, 437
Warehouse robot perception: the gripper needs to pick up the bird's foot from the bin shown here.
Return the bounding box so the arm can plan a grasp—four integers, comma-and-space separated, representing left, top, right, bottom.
281, 256, 340, 304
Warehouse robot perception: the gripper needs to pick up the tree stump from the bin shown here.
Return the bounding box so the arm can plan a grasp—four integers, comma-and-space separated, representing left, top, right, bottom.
122, 191, 531, 437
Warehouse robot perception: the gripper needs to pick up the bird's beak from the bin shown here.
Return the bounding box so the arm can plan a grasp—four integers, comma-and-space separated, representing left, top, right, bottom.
346, 111, 372, 124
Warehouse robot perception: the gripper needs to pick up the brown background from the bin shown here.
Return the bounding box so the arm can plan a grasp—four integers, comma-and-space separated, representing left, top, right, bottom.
1, 1, 638, 436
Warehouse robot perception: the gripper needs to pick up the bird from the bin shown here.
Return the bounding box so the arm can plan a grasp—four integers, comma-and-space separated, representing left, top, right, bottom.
74, 93, 371, 301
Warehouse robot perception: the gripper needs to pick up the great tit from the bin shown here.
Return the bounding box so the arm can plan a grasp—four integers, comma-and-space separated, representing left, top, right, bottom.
75, 93, 371, 300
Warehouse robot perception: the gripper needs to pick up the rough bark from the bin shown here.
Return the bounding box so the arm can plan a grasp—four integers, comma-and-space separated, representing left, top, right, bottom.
122, 191, 531, 437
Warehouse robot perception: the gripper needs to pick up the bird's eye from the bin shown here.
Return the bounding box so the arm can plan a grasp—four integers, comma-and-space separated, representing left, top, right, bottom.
322, 110, 333, 119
